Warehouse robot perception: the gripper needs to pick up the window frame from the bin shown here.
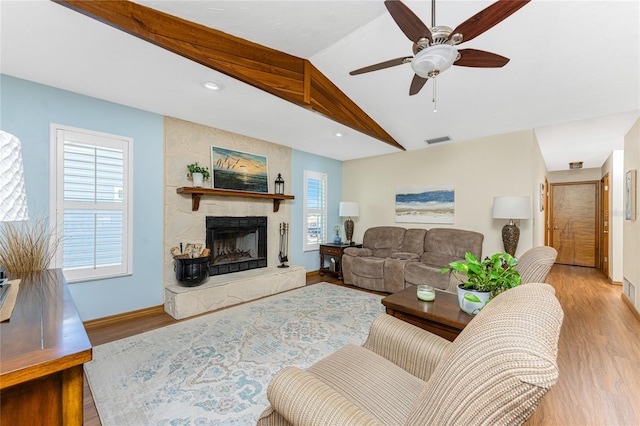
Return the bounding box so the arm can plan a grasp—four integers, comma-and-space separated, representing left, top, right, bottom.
49, 124, 134, 283
303, 170, 328, 252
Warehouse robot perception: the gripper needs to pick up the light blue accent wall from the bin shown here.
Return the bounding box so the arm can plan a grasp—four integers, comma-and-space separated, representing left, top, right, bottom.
1, 74, 164, 321
290, 149, 343, 272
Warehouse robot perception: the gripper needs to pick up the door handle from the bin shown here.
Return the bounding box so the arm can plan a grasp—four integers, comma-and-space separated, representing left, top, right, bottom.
603, 230, 608, 234
553, 226, 558, 230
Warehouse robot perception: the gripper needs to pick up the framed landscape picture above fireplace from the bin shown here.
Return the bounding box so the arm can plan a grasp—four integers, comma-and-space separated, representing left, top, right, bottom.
211, 146, 269, 193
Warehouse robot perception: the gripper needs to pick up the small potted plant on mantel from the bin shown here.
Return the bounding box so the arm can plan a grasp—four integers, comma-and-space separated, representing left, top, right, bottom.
187, 162, 210, 188
442, 252, 522, 315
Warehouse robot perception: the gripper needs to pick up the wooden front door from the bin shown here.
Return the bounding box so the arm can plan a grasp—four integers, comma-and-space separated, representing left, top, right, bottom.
550, 182, 599, 267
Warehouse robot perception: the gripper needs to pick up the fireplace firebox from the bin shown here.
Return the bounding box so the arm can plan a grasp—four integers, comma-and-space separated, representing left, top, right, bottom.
206, 216, 267, 276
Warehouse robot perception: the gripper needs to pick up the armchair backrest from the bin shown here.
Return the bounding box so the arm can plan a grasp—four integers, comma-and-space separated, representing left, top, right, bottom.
407, 283, 563, 425
362, 226, 407, 258
516, 246, 558, 284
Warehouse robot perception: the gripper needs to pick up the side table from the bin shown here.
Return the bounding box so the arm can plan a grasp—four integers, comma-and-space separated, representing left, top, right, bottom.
319, 243, 361, 281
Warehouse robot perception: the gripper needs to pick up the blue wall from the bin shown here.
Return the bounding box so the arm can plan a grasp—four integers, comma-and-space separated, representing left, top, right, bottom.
1, 74, 164, 320
290, 149, 343, 272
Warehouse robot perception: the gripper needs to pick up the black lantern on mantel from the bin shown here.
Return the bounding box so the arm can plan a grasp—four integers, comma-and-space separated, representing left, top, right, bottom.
274, 173, 285, 195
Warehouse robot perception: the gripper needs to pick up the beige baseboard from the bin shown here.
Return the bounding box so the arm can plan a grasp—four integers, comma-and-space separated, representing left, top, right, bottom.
621, 293, 640, 323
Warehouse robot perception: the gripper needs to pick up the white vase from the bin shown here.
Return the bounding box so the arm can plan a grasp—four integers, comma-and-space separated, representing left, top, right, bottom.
457, 284, 491, 315
192, 172, 204, 187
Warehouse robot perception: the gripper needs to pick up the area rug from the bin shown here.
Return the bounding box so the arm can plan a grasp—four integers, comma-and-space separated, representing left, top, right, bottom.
85, 283, 384, 425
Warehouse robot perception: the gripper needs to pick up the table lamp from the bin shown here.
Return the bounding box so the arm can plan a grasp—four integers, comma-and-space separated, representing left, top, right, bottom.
492, 196, 530, 256
339, 202, 359, 245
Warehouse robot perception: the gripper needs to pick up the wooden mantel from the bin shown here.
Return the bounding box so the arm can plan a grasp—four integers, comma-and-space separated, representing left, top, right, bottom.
177, 187, 294, 212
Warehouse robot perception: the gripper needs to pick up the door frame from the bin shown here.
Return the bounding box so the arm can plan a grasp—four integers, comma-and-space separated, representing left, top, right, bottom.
600, 173, 610, 277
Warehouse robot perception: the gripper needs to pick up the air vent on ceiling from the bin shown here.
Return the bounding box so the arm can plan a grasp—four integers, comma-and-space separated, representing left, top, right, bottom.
425, 136, 452, 145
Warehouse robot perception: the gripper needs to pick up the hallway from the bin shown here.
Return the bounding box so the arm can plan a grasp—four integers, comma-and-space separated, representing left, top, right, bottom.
527, 264, 640, 425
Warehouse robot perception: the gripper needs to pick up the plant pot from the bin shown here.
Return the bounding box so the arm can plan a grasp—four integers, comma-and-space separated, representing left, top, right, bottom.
192, 172, 204, 187
457, 284, 491, 315
175, 256, 209, 287
333, 235, 342, 244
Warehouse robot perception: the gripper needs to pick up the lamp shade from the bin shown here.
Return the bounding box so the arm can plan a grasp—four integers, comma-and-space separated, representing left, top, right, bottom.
411, 44, 458, 78
492, 196, 531, 220
0, 130, 29, 221
339, 202, 359, 218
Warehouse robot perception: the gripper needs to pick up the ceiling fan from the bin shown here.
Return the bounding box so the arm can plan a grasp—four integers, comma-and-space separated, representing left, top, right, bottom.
350, 0, 530, 96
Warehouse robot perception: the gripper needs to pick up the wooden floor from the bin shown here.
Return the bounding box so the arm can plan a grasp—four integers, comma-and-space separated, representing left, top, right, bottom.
82, 267, 640, 425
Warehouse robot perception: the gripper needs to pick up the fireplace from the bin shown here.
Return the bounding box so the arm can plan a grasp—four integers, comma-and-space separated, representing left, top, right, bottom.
206, 216, 267, 276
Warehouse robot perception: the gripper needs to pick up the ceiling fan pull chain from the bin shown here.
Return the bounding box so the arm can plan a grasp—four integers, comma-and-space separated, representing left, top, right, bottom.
432, 77, 438, 112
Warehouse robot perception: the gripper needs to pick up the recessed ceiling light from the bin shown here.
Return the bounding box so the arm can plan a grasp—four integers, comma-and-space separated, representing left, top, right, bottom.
333, 132, 346, 138
202, 81, 224, 91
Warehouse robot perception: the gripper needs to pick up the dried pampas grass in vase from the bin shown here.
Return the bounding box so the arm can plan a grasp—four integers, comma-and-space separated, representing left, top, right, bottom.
0, 217, 59, 274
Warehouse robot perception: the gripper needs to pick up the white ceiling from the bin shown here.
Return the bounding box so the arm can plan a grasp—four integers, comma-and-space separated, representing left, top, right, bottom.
1, 0, 638, 171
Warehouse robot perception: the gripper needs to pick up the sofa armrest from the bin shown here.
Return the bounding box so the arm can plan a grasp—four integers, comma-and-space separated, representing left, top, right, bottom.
363, 314, 451, 382
343, 247, 373, 257
389, 252, 420, 261
266, 367, 382, 426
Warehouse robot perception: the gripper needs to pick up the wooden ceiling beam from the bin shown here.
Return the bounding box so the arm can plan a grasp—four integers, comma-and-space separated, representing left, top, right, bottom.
53, 0, 405, 151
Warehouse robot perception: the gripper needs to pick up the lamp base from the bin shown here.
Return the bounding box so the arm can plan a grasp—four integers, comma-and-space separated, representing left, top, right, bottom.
501, 223, 520, 256
344, 218, 354, 245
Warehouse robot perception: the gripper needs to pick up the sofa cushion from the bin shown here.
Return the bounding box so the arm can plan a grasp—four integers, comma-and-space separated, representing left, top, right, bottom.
420, 252, 461, 269
352, 256, 385, 279
424, 228, 483, 259
308, 344, 426, 425
407, 283, 563, 425
362, 227, 406, 258
398, 228, 427, 255
404, 262, 450, 289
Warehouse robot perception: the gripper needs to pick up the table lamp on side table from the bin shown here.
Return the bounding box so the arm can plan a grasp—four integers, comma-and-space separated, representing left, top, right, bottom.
492, 196, 531, 256
339, 201, 359, 245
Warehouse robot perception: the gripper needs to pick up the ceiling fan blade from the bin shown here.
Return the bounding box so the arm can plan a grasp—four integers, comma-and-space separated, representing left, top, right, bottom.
384, 0, 432, 43
350, 57, 412, 75
455, 49, 510, 67
450, 0, 530, 43
409, 74, 429, 96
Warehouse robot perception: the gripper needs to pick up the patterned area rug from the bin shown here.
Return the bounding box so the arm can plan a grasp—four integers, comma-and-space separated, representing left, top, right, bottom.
85, 283, 384, 425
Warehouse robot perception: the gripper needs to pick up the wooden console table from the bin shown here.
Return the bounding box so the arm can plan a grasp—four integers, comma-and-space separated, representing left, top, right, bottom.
382, 286, 473, 341
0, 269, 92, 425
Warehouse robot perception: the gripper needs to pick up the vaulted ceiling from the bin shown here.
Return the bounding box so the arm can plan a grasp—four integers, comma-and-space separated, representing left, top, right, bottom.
1, 1, 638, 170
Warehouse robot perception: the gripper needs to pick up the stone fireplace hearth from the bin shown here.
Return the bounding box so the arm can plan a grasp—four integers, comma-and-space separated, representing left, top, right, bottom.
163, 117, 304, 319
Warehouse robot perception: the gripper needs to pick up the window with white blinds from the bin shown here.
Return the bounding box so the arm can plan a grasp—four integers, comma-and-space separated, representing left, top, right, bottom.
303, 170, 327, 251
50, 125, 133, 282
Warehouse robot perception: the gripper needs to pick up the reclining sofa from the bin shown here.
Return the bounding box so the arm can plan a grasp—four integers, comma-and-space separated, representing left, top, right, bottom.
342, 226, 483, 293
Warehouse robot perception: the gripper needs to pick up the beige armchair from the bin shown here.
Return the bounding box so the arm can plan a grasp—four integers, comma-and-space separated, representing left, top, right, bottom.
516, 246, 558, 284
257, 283, 564, 426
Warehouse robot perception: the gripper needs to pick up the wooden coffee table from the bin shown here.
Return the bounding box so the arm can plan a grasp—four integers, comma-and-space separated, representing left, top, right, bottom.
381, 286, 474, 341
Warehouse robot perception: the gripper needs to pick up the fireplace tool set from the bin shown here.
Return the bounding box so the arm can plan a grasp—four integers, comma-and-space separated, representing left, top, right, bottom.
278, 222, 289, 268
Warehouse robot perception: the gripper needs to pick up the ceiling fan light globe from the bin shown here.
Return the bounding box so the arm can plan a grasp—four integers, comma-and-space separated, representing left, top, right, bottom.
411, 44, 458, 78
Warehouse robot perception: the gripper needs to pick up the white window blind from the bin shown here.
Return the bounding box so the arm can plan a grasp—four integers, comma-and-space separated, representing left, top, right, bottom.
303, 170, 327, 251
51, 125, 133, 282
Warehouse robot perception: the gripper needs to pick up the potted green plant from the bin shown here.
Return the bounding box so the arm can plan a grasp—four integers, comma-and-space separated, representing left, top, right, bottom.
333, 225, 342, 244
187, 162, 210, 187
442, 252, 521, 315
